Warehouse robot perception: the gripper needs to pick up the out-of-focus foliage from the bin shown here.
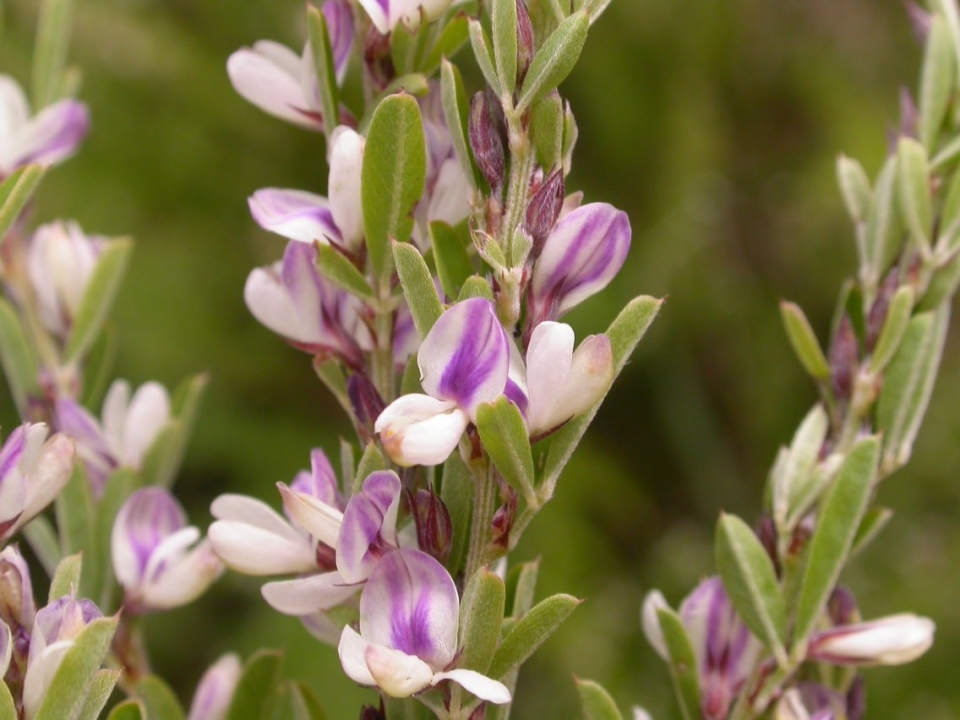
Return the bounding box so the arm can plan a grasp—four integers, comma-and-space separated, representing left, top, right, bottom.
1, 0, 956, 718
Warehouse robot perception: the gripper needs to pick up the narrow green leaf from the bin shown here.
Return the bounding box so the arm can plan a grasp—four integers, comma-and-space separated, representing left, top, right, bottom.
656, 607, 700, 720
64, 238, 133, 363
516, 11, 589, 113
492, 0, 519, 93
56, 464, 94, 556
541, 296, 661, 490
355, 441, 388, 493
868, 285, 915, 374
441, 453, 472, 575
76, 669, 120, 720
850, 506, 894, 558
561, 98, 578, 175
0, 165, 45, 240
794, 437, 880, 647
779, 301, 830, 380
284, 682, 329, 720
107, 700, 146, 720
23, 516, 62, 576
306, 5, 341, 138
313, 358, 353, 420
585, 0, 613, 23
0, 682, 18, 720
863, 157, 903, 290
80, 325, 119, 412
422, 16, 470, 75
784, 453, 843, 532
316, 243, 374, 299
531, 92, 564, 170
468, 20, 502, 96
920, 15, 956, 151
458, 568, 505, 674
836, 155, 872, 225
225, 650, 284, 720
457, 275, 495, 302
361, 95, 426, 281
715, 513, 787, 665
362, 75, 431, 132
488, 593, 580, 680
32, 0, 74, 107
0, 298, 41, 416
390, 17, 427, 76
506, 559, 539, 617
919, 251, 960, 310
896, 138, 932, 253
430, 221, 473, 298
400, 353, 424, 396
49, 552, 83, 602
393, 242, 443, 339
34, 615, 119, 720
137, 675, 186, 720
772, 404, 828, 529
440, 60, 480, 190
476, 396, 536, 504
576, 678, 624, 720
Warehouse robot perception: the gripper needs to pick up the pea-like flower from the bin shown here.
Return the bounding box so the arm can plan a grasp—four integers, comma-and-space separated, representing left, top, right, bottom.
376, 298, 510, 467
0, 424, 74, 544
807, 613, 934, 666
339, 548, 510, 704
112, 488, 223, 612
358, 0, 458, 35
0, 74, 89, 176
187, 653, 242, 720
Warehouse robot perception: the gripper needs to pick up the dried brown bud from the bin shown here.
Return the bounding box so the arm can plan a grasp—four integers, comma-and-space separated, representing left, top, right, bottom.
348, 373, 386, 441
524, 169, 565, 259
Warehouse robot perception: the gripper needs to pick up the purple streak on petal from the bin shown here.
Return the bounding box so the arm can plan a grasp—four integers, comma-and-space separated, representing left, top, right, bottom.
0, 427, 26, 481
9, 101, 89, 171
33, 596, 102, 650
337, 471, 401, 583
291, 448, 343, 510
322, 0, 355, 82
504, 379, 528, 416
375, 0, 389, 12
248, 188, 340, 244
118, 489, 186, 580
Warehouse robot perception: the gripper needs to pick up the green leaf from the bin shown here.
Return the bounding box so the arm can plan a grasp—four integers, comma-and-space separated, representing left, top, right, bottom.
430, 221, 474, 298
876, 306, 949, 474
793, 437, 880, 647
772, 404, 828, 530
457, 275, 495, 302
76, 669, 120, 720
505, 559, 539, 617
863, 157, 903, 290
715, 513, 787, 665
488, 593, 580, 680
458, 569, 505, 676
836, 155, 872, 225
656, 607, 701, 720
64, 238, 133, 363
561, 99, 578, 175
0, 164, 45, 240
468, 20, 502, 96
920, 15, 955, 152
107, 700, 146, 720
80, 325, 119, 412
531, 92, 564, 170
492, 0, 519, 93
363, 75, 431, 132
316, 243, 374, 299
354, 441, 388, 493
440, 60, 480, 190
49, 552, 83, 602
584, 0, 613, 23
422, 16, 470, 75
361, 95, 426, 282
225, 650, 284, 720
390, 16, 428, 76
779, 301, 830, 380
868, 285, 915, 374
575, 678, 624, 720
34, 615, 119, 720
476, 396, 536, 504
850, 506, 894, 558
400, 353, 424, 396
284, 682, 328, 720
393, 242, 443, 339
0, 682, 18, 720
306, 5, 341, 139
896, 138, 932, 254
441, 453, 472, 575
540, 296, 661, 492
137, 675, 186, 720
516, 11, 589, 113
919, 251, 960, 310
23, 515, 62, 576
313, 358, 353, 420
32, 0, 75, 107
56, 464, 95, 556
0, 298, 41, 416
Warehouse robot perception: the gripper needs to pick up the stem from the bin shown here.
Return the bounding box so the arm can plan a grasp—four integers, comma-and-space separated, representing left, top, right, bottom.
498, 108, 535, 266
113, 616, 151, 695
464, 459, 498, 580
371, 280, 396, 403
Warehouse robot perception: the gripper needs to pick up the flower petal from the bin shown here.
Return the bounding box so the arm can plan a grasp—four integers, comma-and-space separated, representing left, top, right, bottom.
338, 624, 376, 685
140, 537, 222, 610
278, 482, 343, 547
0, 98, 89, 173
524, 321, 574, 434
322, 0, 355, 83
121, 382, 171, 467
112, 488, 186, 589
365, 643, 434, 698
187, 653, 242, 720
327, 127, 365, 250
375, 394, 468, 467
18, 433, 74, 533
227, 41, 320, 129
807, 613, 935, 666
261, 571, 359, 615
640, 590, 670, 662
432, 669, 511, 704
336, 471, 402, 583
248, 188, 340, 244
207, 519, 315, 576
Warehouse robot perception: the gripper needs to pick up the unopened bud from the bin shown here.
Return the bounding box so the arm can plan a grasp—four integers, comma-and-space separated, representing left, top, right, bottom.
469, 91, 507, 195
408, 489, 453, 565
348, 373, 386, 439
906, 2, 932, 44
846, 675, 866, 720
808, 613, 935, 666
0, 547, 35, 632
359, 705, 387, 720
491, 484, 517, 550
755, 514, 780, 575
866, 269, 899, 352
516, 0, 535, 86
828, 586, 860, 627
898, 87, 919, 142
829, 315, 858, 402
525, 169, 565, 259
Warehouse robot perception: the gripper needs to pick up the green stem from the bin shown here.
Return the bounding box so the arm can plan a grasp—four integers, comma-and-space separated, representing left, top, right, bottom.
499, 108, 535, 266
464, 458, 498, 580
372, 280, 396, 403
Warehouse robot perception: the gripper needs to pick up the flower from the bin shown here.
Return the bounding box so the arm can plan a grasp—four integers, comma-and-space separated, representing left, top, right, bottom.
25, 221, 104, 338
358, 0, 458, 35
807, 613, 935, 666
112, 488, 222, 612
0, 424, 74, 543
376, 298, 510, 466
55, 379, 170, 493
187, 653, 242, 720
339, 548, 510, 704
643, 577, 762, 720
0, 74, 89, 176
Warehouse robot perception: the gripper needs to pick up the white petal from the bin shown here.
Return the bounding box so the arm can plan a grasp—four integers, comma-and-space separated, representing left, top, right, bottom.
227, 43, 318, 129
525, 321, 574, 435
356, 0, 389, 34
261, 572, 358, 615
327, 127, 365, 251
432, 669, 511, 704
0, 75, 29, 141
187, 653, 242, 720
101, 380, 131, 455
122, 382, 171, 467
207, 520, 315, 575
640, 590, 670, 661
210, 494, 303, 540
364, 643, 434, 698
277, 483, 343, 547
248, 188, 339, 244
141, 538, 223, 610
17, 434, 74, 532
23, 640, 72, 720
244, 266, 303, 340
427, 158, 471, 227
338, 625, 376, 686
375, 395, 468, 467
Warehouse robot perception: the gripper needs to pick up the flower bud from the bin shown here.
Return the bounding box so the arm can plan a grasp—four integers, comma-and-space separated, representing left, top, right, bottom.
525, 170, 565, 259
516, 0, 535, 86
807, 613, 934, 666
906, 2, 932, 43
409, 489, 453, 565
0, 546, 36, 633
491, 483, 517, 550
357, 0, 455, 34
827, 586, 859, 627
828, 314, 858, 402
469, 91, 506, 194
187, 653, 242, 720
865, 269, 899, 352
348, 373, 386, 439
898, 87, 919, 141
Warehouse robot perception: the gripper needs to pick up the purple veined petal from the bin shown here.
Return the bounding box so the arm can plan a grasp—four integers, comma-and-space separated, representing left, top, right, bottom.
339, 624, 377, 685
261, 571, 359, 615
0, 427, 29, 529
358, 548, 458, 671
504, 340, 529, 417
187, 653, 242, 720
807, 613, 935, 666
392, 302, 420, 366
139, 532, 222, 611
120, 381, 171, 467
0, 99, 89, 174
431, 668, 511, 704
418, 298, 509, 419
277, 482, 343, 547
364, 643, 435, 698
207, 518, 315, 576
112, 488, 186, 589
375, 394, 469, 467
290, 448, 342, 509
17, 433, 74, 534
530, 202, 631, 322
327, 127, 365, 251
336, 471, 402, 583
524, 321, 574, 435
248, 188, 341, 245
322, 0, 355, 84
54, 399, 115, 491
227, 41, 321, 130
640, 590, 670, 662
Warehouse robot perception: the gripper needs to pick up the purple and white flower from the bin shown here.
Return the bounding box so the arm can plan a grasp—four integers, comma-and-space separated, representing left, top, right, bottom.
25, 220, 104, 337
55, 379, 170, 493
226, 1, 353, 129
0, 74, 89, 176
643, 577, 762, 720
112, 488, 222, 612
807, 613, 934, 666
0, 544, 37, 632
358, 0, 459, 35
375, 298, 510, 466
0, 424, 74, 543
187, 653, 242, 720
339, 548, 510, 703
527, 202, 631, 327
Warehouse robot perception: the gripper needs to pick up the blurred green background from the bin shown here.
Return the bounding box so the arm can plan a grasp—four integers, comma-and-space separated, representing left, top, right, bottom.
2, 0, 958, 717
